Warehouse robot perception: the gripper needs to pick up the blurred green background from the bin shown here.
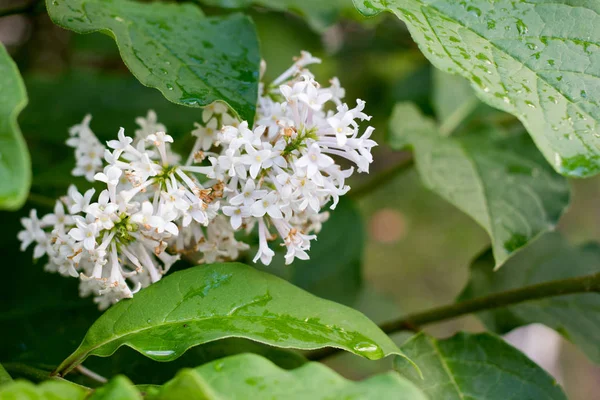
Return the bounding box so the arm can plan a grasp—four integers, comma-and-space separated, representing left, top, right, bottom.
0, 1, 598, 398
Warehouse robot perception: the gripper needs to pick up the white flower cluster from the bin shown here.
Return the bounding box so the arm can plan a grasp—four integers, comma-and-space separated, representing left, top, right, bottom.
18, 52, 377, 308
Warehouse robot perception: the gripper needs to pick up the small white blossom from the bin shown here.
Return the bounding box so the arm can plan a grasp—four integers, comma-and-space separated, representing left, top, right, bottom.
18, 52, 377, 308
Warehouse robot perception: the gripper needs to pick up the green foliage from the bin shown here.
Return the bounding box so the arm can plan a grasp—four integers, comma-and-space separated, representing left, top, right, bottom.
3, 0, 599, 396
0, 380, 88, 400
197, 0, 352, 31
394, 332, 567, 400
88, 376, 141, 400
55, 263, 410, 376
148, 354, 426, 399
0, 44, 30, 210
460, 232, 600, 364
0, 365, 11, 385
355, 0, 600, 177
389, 103, 570, 266
1, 355, 427, 399
46, 0, 260, 124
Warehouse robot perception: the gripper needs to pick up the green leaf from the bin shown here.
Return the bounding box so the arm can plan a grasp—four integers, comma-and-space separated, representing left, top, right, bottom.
395, 332, 567, 400
150, 353, 427, 400
0, 365, 11, 386
55, 263, 411, 376
389, 103, 570, 266
433, 69, 478, 135
0, 43, 30, 210
354, 0, 600, 177
0, 380, 88, 400
459, 232, 600, 364
253, 199, 363, 305
197, 0, 351, 31
88, 376, 141, 400
46, 0, 260, 124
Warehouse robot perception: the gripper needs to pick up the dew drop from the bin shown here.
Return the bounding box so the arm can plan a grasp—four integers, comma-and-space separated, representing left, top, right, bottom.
516, 19, 528, 35
352, 341, 383, 360
146, 350, 175, 358
214, 362, 224, 371
581, 90, 588, 99
167, 84, 174, 91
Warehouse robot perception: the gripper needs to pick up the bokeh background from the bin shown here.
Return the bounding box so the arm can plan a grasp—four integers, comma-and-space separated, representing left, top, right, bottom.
1, 1, 599, 397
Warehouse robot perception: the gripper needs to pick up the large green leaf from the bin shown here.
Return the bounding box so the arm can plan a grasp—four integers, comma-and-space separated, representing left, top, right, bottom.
395, 332, 567, 400
389, 103, 570, 266
0, 44, 30, 210
355, 0, 600, 177
0, 380, 88, 400
46, 0, 260, 124
253, 199, 363, 305
459, 232, 600, 364
198, 0, 351, 31
54, 263, 410, 376
148, 353, 427, 400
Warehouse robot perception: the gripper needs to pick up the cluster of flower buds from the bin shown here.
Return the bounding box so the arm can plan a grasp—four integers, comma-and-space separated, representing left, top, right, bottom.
18, 52, 377, 308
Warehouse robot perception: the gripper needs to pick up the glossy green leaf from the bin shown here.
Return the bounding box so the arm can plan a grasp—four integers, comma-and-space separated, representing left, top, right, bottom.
149, 353, 427, 400
433, 69, 478, 135
46, 0, 260, 124
355, 0, 600, 177
0, 380, 88, 400
389, 103, 570, 266
55, 263, 410, 376
88, 376, 141, 400
395, 332, 567, 400
0, 44, 30, 210
253, 199, 363, 305
198, 0, 351, 31
459, 232, 600, 364
0, 365, 11, 386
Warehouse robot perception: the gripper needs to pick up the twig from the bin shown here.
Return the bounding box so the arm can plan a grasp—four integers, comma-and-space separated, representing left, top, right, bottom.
308, 272, 600, 360
350, 156, 414, 200
75, 365, 107, 384
27, 192, 56, 208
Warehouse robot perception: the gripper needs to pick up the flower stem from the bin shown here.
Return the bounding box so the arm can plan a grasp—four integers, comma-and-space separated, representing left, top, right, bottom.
308, 272, 600, 360
350, 156, 414, 199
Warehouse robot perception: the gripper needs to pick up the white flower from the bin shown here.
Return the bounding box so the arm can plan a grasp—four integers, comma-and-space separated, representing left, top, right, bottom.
241, 144, 273, 179
222, 205, 251, 229
296, 143, 334, 179
191, 119, 218, 151
202, 101, 229, 123
229, 179, 267, 206
18, 52, 377, 307
69, 217, 98, 251
251, 192, 283, 219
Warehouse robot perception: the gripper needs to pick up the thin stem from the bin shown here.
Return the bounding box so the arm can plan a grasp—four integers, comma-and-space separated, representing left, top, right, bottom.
350, 156, 414, 199
308, 272, 600, 361
3, 363, 90, 390
438, 97, 479, 136
75, 365, 107, 384
27, 192, 56, 208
